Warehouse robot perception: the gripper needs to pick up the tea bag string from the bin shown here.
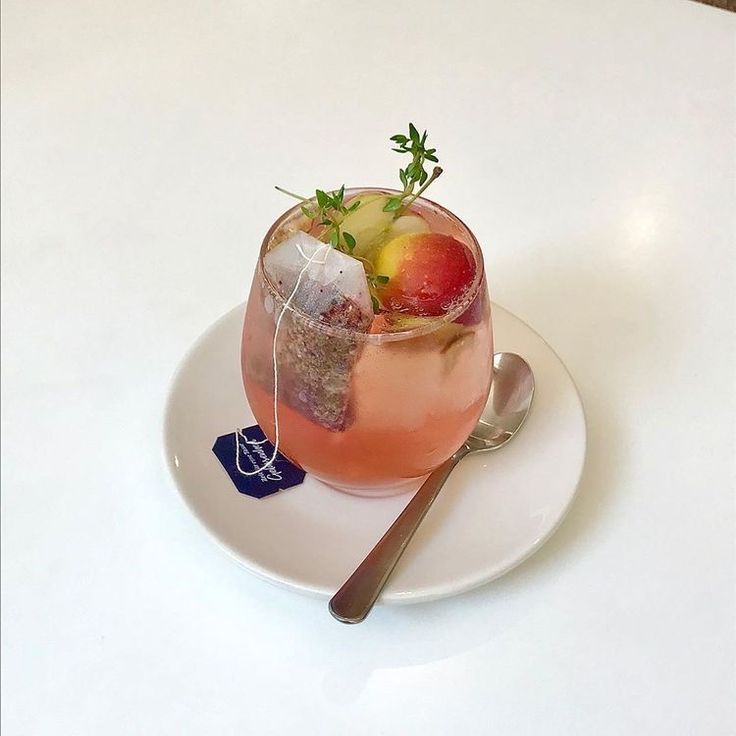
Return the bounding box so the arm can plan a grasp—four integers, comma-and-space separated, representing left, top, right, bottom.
235, 242, 331, 476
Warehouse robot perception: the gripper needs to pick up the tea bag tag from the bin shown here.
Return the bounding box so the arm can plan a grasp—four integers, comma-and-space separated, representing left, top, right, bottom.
212, 424, 306, 499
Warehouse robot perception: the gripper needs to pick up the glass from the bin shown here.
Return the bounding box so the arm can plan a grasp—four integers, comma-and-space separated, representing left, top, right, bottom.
241, 189, 493, 497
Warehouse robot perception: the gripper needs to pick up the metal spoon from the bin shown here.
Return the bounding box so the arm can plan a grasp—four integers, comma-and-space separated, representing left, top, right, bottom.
329, 352, 535, 624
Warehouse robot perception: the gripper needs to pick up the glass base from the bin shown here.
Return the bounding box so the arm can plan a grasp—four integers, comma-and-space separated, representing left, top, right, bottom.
319, 474, 427, 498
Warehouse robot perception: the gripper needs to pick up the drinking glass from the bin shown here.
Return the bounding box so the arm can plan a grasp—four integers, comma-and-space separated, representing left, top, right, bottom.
241, 189, 493, 496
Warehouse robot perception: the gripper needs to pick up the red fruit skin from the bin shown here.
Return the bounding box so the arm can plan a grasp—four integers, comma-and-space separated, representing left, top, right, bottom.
379, 233, 476, 317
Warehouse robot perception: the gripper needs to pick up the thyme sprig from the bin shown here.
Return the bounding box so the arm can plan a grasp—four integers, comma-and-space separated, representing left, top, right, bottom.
274, 184, 360, 254
383, 123, 442, 214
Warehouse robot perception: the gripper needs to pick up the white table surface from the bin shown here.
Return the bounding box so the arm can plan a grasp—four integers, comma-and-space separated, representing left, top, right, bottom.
2, 1, 735, 734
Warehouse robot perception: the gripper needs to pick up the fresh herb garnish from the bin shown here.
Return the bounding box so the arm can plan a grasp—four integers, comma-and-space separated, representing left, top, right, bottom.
274, 122, 442, 287
384, 123, 442, 214
368, 274, 390, 285
274, 184, 361, 255
366, 274, 390, 313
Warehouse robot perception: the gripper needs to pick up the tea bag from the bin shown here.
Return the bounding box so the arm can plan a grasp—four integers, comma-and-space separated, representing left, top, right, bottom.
263, 232, 373, 431
264, 231, 373, 319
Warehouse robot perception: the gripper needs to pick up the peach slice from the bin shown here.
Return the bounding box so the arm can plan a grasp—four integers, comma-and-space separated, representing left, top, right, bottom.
374, 232, 475, 316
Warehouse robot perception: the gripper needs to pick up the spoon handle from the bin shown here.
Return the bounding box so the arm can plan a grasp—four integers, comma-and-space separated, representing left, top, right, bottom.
329, 447, 468, 623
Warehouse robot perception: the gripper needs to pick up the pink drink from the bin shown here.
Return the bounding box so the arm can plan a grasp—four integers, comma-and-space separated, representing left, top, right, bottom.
242, 190, 493, 496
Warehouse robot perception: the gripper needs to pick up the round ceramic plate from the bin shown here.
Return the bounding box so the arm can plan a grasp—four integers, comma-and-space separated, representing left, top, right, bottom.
163, 303, 586, 604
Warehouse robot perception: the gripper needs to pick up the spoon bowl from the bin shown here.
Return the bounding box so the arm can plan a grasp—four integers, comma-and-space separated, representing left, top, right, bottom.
466, 352, 535, 452
329, 352, 535, 623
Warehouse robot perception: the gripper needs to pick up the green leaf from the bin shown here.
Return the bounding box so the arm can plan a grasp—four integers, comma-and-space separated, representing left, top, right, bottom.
374, 274, 390, 284
316, 189, 329, 208
409, 123, 420, 144
425, 154, 438, 163
419, 169, 428, 185
348, 200, 361, 212
392, 147, 406, 153
399, 169, 408, 188
371, 295, 381, 313
390, 134, 408, 144
300, 205, 314, 218
407, 161, 421, 179
343, 231, 356, 250
421, 130, 427, 145
320, 219, 332, 226
382, 197, 403, 212
329, 230, 339, 247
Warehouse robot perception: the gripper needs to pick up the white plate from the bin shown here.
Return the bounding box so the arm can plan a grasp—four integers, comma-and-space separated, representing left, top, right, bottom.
163, 303, 586, 604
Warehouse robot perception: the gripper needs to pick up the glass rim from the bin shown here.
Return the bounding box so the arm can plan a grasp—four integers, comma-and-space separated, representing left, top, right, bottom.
257, 187, 486, 344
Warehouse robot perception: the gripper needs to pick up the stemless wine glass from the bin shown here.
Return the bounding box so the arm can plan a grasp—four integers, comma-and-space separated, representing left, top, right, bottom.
241, 189, 493, 497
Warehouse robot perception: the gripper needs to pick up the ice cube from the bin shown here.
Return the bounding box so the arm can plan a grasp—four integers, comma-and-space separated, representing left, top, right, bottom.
264, 232, 373, 323
262, 232, 373, 431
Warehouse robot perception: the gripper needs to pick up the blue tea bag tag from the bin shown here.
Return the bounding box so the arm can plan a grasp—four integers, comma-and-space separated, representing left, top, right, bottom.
212, 425, 306, 499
